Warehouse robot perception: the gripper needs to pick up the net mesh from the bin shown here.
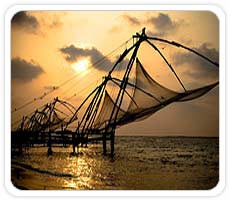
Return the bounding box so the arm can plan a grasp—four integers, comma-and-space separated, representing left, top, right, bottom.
127, 59, 178, 113
117, 58, 218, 125
22, 106, 66, 132
93, 90, 125, 129
177, 82, 218, 102
93, 58, 218, 129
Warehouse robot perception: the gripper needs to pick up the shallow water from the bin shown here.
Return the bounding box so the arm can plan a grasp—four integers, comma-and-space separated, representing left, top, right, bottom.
11, 136, 219, 190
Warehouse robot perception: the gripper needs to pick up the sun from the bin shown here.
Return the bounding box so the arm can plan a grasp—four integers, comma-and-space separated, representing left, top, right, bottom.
72, 59, 89, 73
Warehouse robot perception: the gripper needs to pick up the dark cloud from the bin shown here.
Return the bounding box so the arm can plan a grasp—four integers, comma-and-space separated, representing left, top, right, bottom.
121, 13, 184, 37
147, 13, 183, 36
122, 15, 141, 26
60, 44, 129, 72
145, 30, 165, 37
11, 58, 44, 82
148, 13, 177, 31
172, 43, 219, 79
12, 11, 39, 34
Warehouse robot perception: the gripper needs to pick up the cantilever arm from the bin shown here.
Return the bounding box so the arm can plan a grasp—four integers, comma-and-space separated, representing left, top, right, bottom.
145, 39, 187, 92
146, 36, 219, 67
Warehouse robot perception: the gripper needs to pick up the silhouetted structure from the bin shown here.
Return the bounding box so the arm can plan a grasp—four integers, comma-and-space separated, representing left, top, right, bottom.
12, 28, 219, 157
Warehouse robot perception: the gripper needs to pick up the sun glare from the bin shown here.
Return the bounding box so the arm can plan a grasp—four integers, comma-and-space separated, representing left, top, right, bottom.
72, 59, 89, 73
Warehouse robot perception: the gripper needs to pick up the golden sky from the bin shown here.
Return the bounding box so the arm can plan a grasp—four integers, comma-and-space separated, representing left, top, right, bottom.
11, 11, 219, 136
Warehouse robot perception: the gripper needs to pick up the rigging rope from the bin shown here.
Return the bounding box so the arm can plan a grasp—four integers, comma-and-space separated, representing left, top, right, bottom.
12, 28, 219, 132
147, 36, 219, 68
146, 39, 187, 92
11, 36, 133, 115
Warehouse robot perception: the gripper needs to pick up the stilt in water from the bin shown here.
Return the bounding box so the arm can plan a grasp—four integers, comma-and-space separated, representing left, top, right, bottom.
71, 132, 76, 155
103, 132, 107, 155
71, 131, 79, 156
47, 147, 53, 156
61, 124, 66, 147
47, 132, 53, 156
110, 129, 115, 157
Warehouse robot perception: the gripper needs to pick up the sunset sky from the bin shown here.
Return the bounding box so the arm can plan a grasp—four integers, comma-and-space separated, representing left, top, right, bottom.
11, 11, 219, 136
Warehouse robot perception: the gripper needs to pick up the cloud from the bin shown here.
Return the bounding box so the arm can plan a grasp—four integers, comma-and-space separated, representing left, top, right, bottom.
11, 57, 44, 82
148, 13, 177, 31
11, 11, 39, 34
121, 13, 184, 37
172, 43, 219, 80
145, 30, 165, 37
122, 15, 141, 26
147, 13, 184, 37
48, 19, 63, 29
60, 44, 129, 72
41, 13, 63, 30
11, 11, 62, 36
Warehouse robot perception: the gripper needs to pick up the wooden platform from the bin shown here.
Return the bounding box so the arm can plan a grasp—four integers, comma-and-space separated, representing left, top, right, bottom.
11, 130, 114, 156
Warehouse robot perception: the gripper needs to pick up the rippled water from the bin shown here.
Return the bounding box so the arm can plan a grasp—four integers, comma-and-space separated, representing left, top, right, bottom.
11, 136, 219, 190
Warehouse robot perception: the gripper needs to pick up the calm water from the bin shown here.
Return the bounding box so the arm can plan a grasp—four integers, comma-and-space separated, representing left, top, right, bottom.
11, 136, 219, 190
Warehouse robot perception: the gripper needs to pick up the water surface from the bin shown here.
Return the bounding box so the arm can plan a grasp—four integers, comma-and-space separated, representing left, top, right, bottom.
11, 136, 219, 190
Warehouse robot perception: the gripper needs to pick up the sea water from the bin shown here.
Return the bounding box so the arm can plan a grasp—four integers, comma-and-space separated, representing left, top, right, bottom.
11, 136, 219, 190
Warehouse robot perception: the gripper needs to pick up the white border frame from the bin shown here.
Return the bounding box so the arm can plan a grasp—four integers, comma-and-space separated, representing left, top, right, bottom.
4, 4, 226, 197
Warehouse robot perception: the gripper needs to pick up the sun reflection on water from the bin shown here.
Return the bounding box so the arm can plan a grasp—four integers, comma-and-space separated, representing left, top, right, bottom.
62, 153, 94, 190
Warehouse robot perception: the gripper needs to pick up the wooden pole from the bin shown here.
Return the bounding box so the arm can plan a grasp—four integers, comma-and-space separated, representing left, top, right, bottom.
110, 129, 115, 157
105, 31, 144, 157
47, 131, 53, 156
72, 132, 76, 154
103, 132, 106, 155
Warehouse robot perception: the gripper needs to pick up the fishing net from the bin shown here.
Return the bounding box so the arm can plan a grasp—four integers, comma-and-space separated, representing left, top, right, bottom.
21, 104, 66, 132
93, 90, 125, 129
177, 82, 218, 102
127, 59, 178, 113
93, 58, 218, 129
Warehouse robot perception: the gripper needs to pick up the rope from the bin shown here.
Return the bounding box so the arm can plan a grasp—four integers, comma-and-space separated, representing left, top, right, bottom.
12, 37, 133, 115
147, 36, 219, 67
